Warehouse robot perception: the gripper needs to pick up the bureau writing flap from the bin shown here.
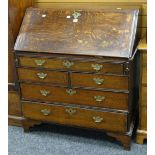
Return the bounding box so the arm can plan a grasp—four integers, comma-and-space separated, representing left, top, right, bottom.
14, 7, 139, 58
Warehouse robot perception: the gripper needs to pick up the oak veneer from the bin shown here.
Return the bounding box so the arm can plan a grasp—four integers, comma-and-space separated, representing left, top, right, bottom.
21, 83, 129, 110
19, 56, 125, 74
18, 68, 68, 85
15, 8, 139, 150
22, 101, 128, 132
136, 36, 147, 144
71, 73, 129, 90
8, 0, 34, 126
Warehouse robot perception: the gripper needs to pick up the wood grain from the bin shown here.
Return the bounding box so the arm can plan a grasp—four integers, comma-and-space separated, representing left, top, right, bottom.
35, 0, 146, 3
8, 91, 22, 116
136, 130, 147, 144
14, 8, 139, 58
71, 73, 128, 90
139, 106, 147, 130
21, 83, 129, 110
9, 0, 34, 41
8, 0, 34, 126
22, 101, 128, 132
14, 6, 139, 149
8, 50, 16, 84
34, 0, 147, 41
19, 56, 124, 74
136, 36, 147, 144
141, 86, 147, 106
8, 115, 23, 127
18, 68, 68, 85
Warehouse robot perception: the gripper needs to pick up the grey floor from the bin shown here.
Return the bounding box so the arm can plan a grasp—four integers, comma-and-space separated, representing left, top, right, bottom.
9, 124, 147, 155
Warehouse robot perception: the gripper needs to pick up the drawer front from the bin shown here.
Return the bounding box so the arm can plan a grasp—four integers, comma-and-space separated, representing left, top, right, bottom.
19, 57, 124, 74
71, 73, 128, 90
18, 68, 68, 85
19, 57, 65, 69
21, 84, 128, 110
22, 102, 127, 132
70, 61, 124, 74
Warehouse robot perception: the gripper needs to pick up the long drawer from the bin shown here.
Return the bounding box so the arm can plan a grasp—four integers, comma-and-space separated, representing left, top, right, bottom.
71, 73, 128, 90
22, 101, 128, 132
19, 56, 124, 74
18, 68, 68, 85
21, 84, 128, 110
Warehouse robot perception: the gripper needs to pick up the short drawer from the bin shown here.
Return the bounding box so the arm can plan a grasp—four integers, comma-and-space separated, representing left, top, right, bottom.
18, 68, 68, 85
70, 61, 124, 74
71, 73, 128, 90
22, 101, 128, 132
19, 57, 66, 70
19, 56, 124, 74
21, 84, 128, 110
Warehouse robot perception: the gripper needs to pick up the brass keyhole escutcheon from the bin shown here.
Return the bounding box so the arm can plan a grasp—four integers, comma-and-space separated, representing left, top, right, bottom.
66, 89, 76, 95
65, 108, 76, 115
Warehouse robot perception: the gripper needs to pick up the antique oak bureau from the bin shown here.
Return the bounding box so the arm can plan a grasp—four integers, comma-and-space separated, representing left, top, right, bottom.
14, 7, 139, 150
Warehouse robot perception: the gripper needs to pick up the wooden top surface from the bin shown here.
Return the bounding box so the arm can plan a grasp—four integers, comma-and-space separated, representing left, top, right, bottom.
14, 7, 139, 58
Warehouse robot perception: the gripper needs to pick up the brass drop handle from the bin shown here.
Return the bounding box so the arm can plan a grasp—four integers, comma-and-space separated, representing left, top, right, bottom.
93, 116, 103, 123
66, 89, 76, 95
34, 59, 46, 66
37, 72, 47, 79
93, 78, 104, 85
72, 11, 81, 19
65, 108, 76, 115
94, 96, 105, 102
91, 64, 103, 71
41, 109, 51, 116
40, 89, 50, 96
63, 60, 74, 68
